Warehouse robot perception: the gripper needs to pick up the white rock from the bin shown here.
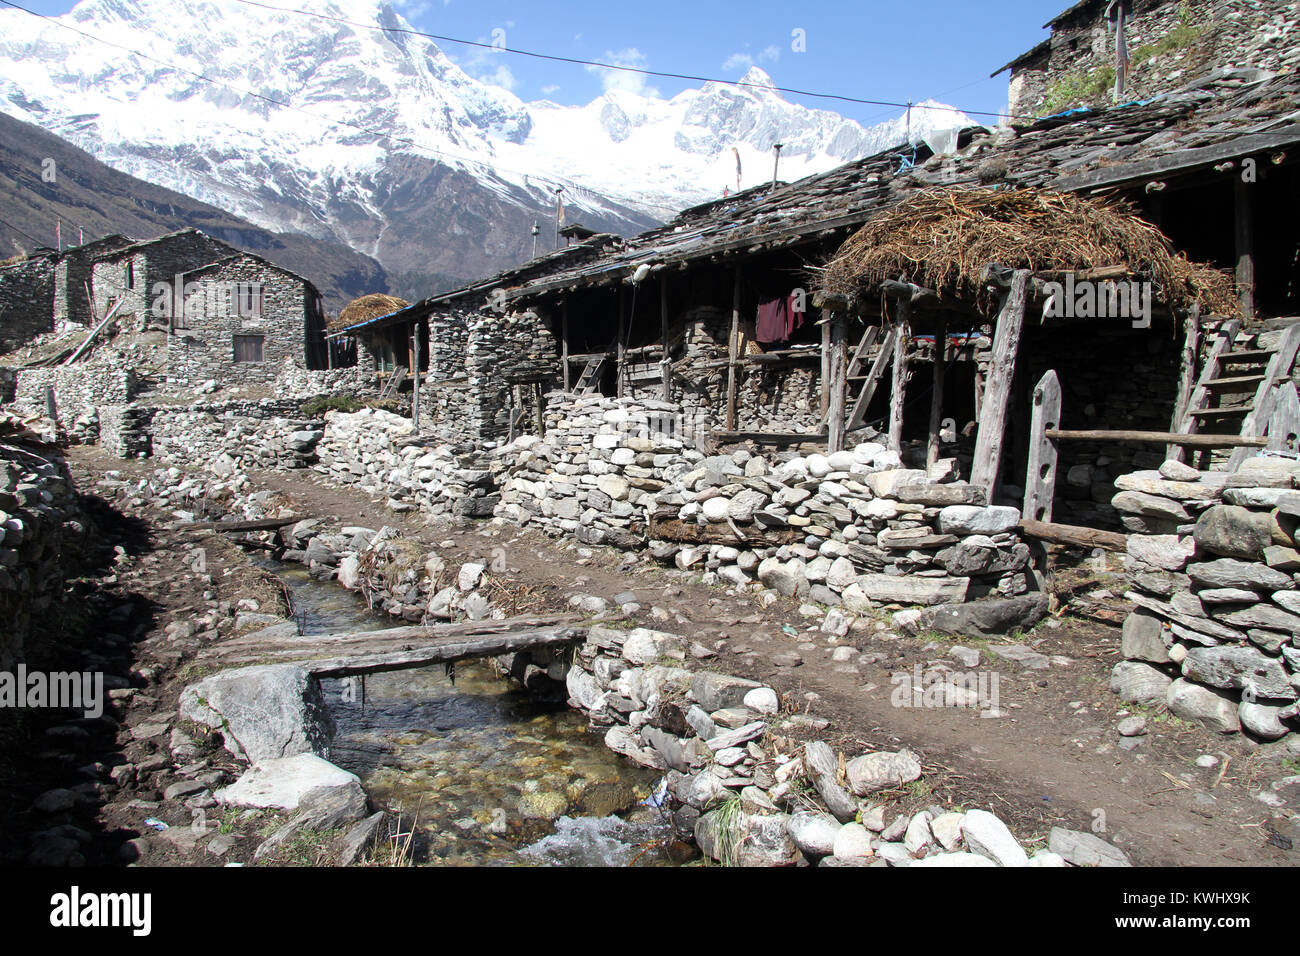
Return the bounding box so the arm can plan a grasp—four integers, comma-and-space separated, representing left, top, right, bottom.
961, 809, 1028, 866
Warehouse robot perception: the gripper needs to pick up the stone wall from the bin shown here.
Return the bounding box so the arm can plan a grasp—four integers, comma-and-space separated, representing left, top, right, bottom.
1007, 0, 1300, 116
1112, 455, 1300, 739
462, 308, 560, 443
151, 404, 324, 471
494, 395, 1038, 616
314, 408, 500, 518
274, 357, 370, 399
0, 255, 56, 353
0, 446, 85, 669
12, 366, 139, 426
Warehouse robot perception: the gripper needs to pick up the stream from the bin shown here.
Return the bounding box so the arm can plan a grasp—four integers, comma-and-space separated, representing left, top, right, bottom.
262, 560, 691, 866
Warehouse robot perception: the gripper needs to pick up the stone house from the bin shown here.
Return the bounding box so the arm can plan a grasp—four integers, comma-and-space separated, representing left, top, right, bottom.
166, 252, 328, 388
994, 0, 1300, 118
0, 250, 57, 354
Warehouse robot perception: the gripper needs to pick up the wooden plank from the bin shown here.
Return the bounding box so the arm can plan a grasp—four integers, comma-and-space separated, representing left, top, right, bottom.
827, 309, 847, 453
305, 626, 588, 679
1167, 306, 1199, 462
820, 314, 831, 418
64, 298, 126, 365
726, 268, 741, 431
887, 302, 910, 452
617, 286, 627, 399
1230, 323, 1300, 469
1046, 428, 1267, 447
1173, 319, 1240, 458
1267, 382, 1299, 454
926, 314, 947, 468
970, 269, 1029, 497
411, 320, 421, 432
1019, 519, 1128, 553
561, 297, 571, 392
1023, 370, 1062, 523
177, 514, 311, 533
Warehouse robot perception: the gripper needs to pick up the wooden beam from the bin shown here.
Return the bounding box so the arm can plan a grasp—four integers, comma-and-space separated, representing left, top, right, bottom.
888, 301, 910, 452
617, 286, 627, 398
1229, 323, 1300, 469
820, 313, 831, 418
561, 297, 571, 391
1023, 370, 1062, 523
305, 626, 587, 679
1046, 428, 1267, 448
709, 430, 828, 445
1167, 305, 1200, 462
1019, 519, 1127, 553
177, 515, 311, 533
660, 277, 671, 400
411, 320, 421, 433
827, 309, 848, 453
1268, 382, 1300, 454
926, 313, 947, 468
726, 268, 741, 431
970, 269, 1029, 498
1235, 177, 1255, 320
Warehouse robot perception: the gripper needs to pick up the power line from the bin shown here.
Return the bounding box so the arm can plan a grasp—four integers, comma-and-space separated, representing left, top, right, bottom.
0, 213, 46, 247
228, 0, 1023, 122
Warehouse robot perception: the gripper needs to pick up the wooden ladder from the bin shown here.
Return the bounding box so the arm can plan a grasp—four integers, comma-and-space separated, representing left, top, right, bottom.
845, 325, 895, 431
378, 365, 406, 399
572, 355, 606, 395
1172, 320, 1300, 467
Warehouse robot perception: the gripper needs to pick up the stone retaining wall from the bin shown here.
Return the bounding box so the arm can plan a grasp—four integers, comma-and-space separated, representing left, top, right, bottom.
1112, 455, 1300, 739
12, 366, 139, 425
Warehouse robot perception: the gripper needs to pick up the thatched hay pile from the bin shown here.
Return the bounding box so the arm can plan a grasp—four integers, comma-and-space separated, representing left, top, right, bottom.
329, 293, 410, 330
820, 187, 1238, 316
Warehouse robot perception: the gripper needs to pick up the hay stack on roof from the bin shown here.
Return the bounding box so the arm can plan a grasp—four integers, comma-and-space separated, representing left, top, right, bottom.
329, 293, 410, 331
820, 187, 1237, 316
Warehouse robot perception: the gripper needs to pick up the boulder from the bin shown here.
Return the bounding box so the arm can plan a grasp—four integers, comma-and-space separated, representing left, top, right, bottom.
1182, 646, 1294, 700
1166, 678, 1241, 733
216, 754, 362, 811
1109, 661, 1173, 705
845, 750, 922, 795
179, 664, 335, 763
936, 505, 1021, 536
1193, 506, 1273, 560
961, 809, 1028, 866
1048, 828, 1131, 867
918, 593, 1048, 639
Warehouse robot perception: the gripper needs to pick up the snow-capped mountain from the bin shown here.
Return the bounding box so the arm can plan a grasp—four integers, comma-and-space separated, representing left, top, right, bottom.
0, 0, 973, 287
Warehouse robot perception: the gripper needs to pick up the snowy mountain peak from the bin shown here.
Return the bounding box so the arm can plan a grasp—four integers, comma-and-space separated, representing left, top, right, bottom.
737, 66, 779, 92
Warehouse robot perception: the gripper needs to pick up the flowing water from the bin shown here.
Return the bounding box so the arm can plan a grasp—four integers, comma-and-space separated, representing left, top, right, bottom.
263, 561, 691, 866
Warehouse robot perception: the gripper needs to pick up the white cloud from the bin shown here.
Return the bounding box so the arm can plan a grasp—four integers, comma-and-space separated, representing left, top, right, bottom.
541, 84, 560, 95
391, 0, 432, 18
722, 52, 753, 71
759, 44, 780, 64
584, 47, 659, 97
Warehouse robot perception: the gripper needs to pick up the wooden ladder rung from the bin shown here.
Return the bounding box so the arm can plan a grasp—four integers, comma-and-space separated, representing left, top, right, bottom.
1219, 350, 1276, 362
1186, 404, 1253, 417
1204, 374, 1267, 388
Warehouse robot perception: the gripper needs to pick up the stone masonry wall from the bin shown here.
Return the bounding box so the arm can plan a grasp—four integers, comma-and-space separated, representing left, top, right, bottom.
0, 255, 56, 353
1112, 455, 1300, 740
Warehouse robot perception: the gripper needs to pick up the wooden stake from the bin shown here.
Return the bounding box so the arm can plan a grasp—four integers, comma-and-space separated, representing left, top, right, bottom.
617, 287, 627, 398
726, 268, 741, 431
1167, 304, 1199, 462
827, 309, 847, 452
411, 320, 421, 433
820, 313, 831, 418
970, 269, 1028, 497
888, 300, 910, 452
926, 313, 947, 468
1234, 177, 1255, 320
1023, 370, 1062, 523
561, 297, 571, 392
660, 277, 671, 400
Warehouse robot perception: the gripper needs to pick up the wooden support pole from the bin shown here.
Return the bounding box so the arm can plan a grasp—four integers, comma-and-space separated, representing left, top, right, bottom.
827, 309, 847, 452
561, 297, 571, 392
820, 314, 831, 418
887, 300, 910, 452
411, 320, 421, 433
970, 269, 1029, 498
660, 277, 671, 400
1019, 519, 1128, 553
1023, 370, 1061, 523
617, 287, 627, 398
926, 313, 947, 468
1234, 177, 1255, 320
1167, 304, 1200, 462
726, 268, 741, 431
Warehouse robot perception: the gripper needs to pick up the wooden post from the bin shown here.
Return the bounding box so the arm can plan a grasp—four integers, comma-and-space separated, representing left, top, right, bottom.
617, 287, 627, 398
44, 385, 57, 422
561, 298, 571, 392
820, 313, 831, 418
411, 320, 421, 433
926, 313, 947, 468
827, 309, 847, 452
534, 382, 545, 437
1167, 304, 1200, 462
660, 278, 671, 400
1234, 177, 1255, 320
726, 268, 741, 431
1268, 382, 1299, 454
1023, 370, 1062, 523
970, 269, 1029, 498
888, 301, 910, 452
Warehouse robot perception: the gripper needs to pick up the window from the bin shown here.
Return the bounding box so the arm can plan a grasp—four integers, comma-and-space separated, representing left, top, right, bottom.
233, 334, 264, 363
125, 260, 134, 289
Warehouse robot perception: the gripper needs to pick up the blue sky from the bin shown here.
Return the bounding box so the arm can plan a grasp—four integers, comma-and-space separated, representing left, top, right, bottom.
22, 0, 1073, 124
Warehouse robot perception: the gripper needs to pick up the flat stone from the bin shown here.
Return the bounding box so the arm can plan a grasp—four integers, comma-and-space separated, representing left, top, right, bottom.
1109, 660, 1174, 705
1193, 505, 1273, 560
845, 750, 922, 796
1182, 646, 1294, 700
961, 809, 1028, 866
1166, 678, 1241, 733
1048, 827, 1131, 867
216, 754, 362, 811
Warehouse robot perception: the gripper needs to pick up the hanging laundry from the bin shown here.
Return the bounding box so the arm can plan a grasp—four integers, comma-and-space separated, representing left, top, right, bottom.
786, 290, 806, 338
756, 297, 789, 344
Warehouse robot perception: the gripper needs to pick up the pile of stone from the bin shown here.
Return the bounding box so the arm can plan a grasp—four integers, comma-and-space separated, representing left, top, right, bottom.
152, 408, 323, 470
273, 358, 370, 399
98, 405, 154, 458
559, 622, 1126, 867
0, 446, 84, 667
1112, 455, 1300, 739
316, 408, 498, 518
495, 396, 1037, 623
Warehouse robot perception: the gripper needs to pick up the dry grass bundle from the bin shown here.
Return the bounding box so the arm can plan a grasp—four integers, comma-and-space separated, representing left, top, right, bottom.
821, 187, 1238, 316
329, 293, 410, 330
